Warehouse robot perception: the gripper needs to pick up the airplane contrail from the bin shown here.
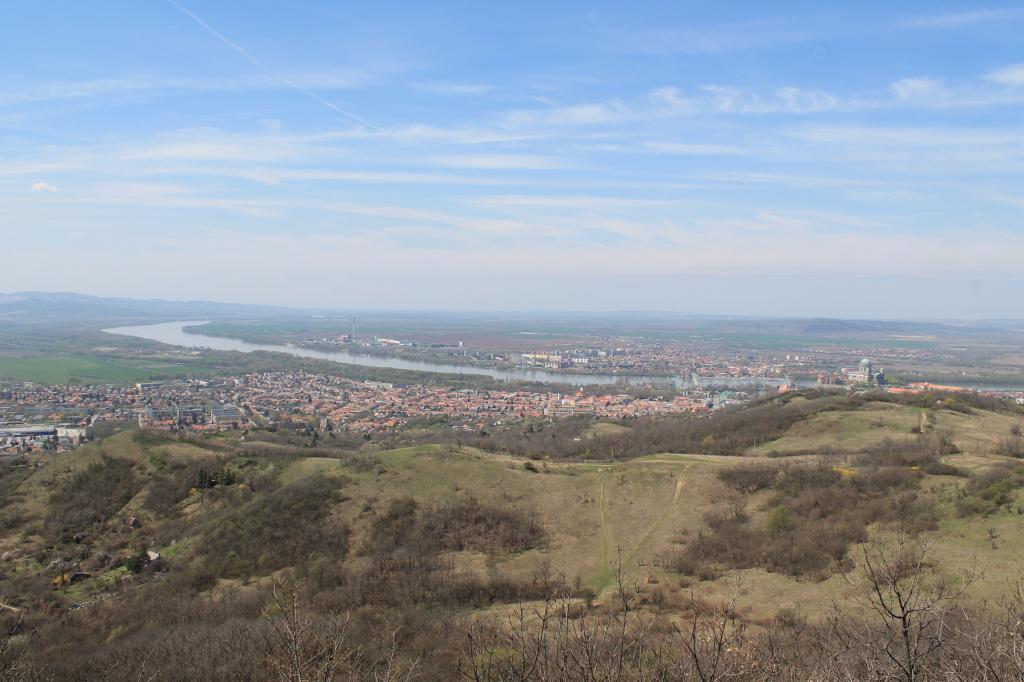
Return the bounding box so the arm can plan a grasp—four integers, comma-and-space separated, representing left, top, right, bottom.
165, 0, 379, 130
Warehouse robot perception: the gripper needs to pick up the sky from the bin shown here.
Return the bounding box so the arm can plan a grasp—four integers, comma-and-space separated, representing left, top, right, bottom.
2, 1, 1024, 319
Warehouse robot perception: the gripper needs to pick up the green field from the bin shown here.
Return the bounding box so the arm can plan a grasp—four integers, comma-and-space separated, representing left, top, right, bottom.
0, 355, 212, 384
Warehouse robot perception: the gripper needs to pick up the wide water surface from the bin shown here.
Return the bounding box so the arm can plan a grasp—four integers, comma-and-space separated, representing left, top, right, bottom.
106, 321, 791, 389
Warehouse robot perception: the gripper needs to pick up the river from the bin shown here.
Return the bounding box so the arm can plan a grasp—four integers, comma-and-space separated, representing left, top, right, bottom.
105, 321, 791, 390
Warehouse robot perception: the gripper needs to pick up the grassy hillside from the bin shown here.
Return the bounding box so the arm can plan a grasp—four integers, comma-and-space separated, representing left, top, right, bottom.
5, 402, 1024, 609
4, 390, 1024, 678
746, 399, 1021, 456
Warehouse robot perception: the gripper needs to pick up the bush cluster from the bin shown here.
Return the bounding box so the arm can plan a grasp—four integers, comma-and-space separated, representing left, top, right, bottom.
675, 459, 936, 579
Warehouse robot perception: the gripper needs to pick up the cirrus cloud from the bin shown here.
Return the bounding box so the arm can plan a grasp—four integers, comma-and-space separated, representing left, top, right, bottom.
986, 64, 1024, 87
890, 77, 945, 101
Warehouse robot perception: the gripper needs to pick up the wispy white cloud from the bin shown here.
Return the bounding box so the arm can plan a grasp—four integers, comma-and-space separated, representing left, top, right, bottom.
787, 124, 1024, 149
15, 180, 285, 218
433, 154, 567, 170
702, 85, 841, 113
412, 82, 494, 95
502, 99, 632, 127
314, 124, 549, 145
0, 162, 80, 177
501, 84, 844, 128
986, 64, 1024, 87
643, 141, 748, 155
0, 72, 370, 108
889, 77, 946, 101
901, 8, 1024, 29
29, 181, 58, 192
691, 170, 893, 190
648, 87, 692, 113
123, 140, 302, 163
471, 195, 686, 210
592, 16, 822, 55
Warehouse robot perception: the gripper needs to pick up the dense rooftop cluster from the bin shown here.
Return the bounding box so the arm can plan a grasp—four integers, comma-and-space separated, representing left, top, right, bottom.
0, 370, 732, 452
237, 372, 712, 432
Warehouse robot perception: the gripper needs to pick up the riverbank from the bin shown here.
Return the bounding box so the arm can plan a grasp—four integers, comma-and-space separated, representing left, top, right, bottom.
106, 321, 792, 391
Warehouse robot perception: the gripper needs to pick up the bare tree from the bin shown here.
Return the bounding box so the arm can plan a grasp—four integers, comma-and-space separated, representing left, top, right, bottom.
843, 536, 975, 682
672, 577, 748, 682
0, 613, 30, 682
264, 577, 351, 682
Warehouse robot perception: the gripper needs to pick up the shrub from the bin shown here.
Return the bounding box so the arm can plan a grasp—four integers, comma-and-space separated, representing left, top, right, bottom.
956, 463, 1024, 517
718, 463, 778, 493
766, 506, 795, 534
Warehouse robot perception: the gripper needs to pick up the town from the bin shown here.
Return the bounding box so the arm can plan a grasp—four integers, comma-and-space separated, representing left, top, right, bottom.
0, 372, 737, 454
5, 362, 1024, 455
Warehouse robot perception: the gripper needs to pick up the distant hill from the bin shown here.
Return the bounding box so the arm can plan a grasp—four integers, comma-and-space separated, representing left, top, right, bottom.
0, 291, 301, 322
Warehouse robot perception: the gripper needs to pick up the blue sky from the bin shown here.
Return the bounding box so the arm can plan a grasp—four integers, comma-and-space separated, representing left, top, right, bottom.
2, 1, 1024, 318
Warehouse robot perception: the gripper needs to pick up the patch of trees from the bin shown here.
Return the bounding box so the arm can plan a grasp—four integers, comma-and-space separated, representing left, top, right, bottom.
132, 429, 176, 447
369, 496, 546, 556
87, 418, 137, 441
956, 462, 1024, 517
193, 475, 350, 584
0, 458, 32, 510
297, 497, 554, 610
438, 388, 1020, 461
446, 395, 843, 460
45, 456, 140, 544
0, 459, 33, 532
852, 432, 963, 474
674, 458, 938, 579
867, 388, 1024, 415
144, 457, 248, 518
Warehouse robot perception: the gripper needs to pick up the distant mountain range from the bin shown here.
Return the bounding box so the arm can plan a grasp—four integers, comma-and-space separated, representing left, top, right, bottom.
1, 291, 1022, 338
0, 291, 298, 322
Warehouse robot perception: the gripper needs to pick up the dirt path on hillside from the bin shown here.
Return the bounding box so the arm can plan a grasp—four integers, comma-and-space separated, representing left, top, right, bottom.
672, 473, 686, 504
594, 466, 689, 591
598, 470, 612, 568
625, 467, 688, 567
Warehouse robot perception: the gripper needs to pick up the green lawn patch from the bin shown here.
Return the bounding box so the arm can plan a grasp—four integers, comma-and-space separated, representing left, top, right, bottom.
0, 355, 211, 384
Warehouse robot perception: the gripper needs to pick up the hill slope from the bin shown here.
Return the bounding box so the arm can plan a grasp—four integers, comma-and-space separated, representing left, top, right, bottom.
3, 392, 1024, 678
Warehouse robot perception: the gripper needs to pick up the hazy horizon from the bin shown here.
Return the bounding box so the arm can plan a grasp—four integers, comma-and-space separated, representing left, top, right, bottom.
3, 2, 1024, 317
7, 289, 1024, 325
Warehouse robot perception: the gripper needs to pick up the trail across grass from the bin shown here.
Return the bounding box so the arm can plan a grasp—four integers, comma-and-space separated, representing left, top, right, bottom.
591, 461, 690, 593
